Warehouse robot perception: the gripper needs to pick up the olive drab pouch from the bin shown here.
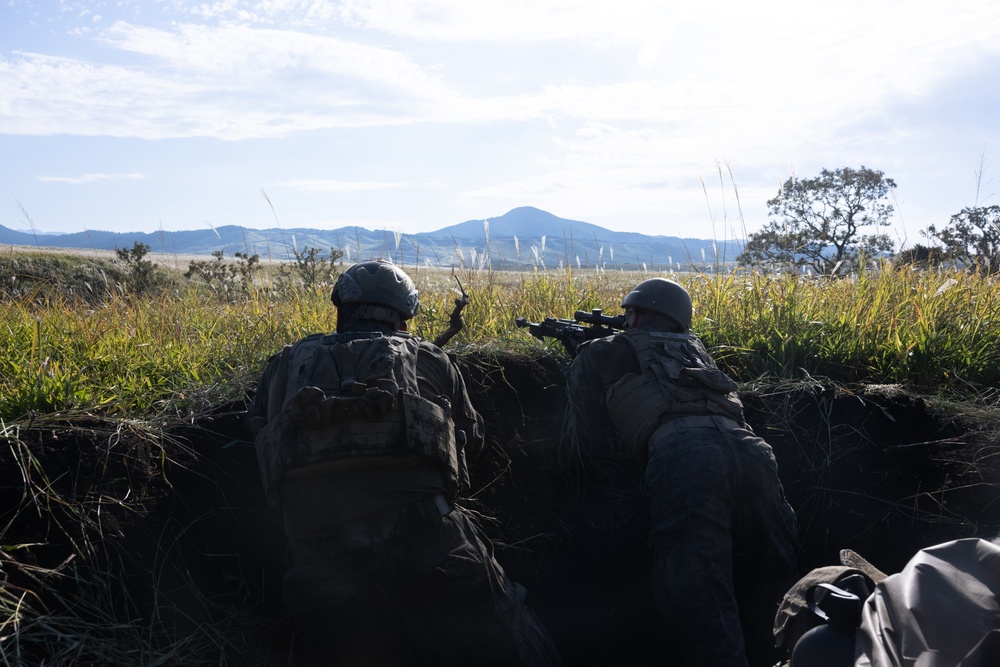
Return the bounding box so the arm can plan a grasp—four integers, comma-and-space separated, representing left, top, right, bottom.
401, 392, 459, 479
679, 366, 739, 394
608, 330, 745, 460
605, 372, 668, 461
254, 331, 462, 512
254, 382, 410, 513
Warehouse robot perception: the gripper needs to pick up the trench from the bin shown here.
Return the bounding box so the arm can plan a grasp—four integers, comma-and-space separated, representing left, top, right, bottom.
152, 354, 1000, 665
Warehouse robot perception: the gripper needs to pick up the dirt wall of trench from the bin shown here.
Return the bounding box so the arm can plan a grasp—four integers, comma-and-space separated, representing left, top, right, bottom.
4, 351, 999, 665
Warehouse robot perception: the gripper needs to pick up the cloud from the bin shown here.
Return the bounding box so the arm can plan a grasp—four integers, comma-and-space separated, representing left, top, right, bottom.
0, 22, 484, 139
276, 179, 409, 192
240, 0, 1000, 59
100, 21, 437, 90
38, 172, 145, 184
3, 0, 1000, 243
3, 0, 1000, 147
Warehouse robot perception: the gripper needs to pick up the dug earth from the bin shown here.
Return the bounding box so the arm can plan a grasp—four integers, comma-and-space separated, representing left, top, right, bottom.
4, 352, 999, 665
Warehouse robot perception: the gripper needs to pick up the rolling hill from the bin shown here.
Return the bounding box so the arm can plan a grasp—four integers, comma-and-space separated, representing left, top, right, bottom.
0, 206, 744, 271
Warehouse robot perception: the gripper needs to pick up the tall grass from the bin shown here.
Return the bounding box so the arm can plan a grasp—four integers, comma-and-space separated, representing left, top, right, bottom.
692, 268, 1000, 391
0, 415, 275, 666
1, 288, 330, 419
416, 266, 633, 348
2, 255, 1000, 664
2, 263, 1000, 421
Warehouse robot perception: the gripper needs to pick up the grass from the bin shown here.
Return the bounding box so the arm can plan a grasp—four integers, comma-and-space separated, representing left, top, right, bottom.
3, 258, 1000, 421
2, 248, 1000, 663
0, 250, 133, 305
693, 268, 1000, 390
0, 412, 283, 666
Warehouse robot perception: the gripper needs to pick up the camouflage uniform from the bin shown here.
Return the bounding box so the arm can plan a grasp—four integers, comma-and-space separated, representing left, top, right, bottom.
250, 325, 561, 667
566, 327, 798, 667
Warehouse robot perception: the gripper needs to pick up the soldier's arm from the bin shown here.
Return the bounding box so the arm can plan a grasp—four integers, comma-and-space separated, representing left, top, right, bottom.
447, 363, 483, 498
450, 365, 485, 459
414, 342, 484, 452
247, 348, 289, 437
414, 342, 483, 498
565, 337, 628, 449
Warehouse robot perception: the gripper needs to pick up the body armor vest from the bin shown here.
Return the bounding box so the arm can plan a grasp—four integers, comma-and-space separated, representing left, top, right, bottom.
605, 329, 745, 459
254, 331, 459, 507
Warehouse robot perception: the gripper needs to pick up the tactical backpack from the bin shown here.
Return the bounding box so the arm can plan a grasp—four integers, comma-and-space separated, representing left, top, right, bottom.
254, 331, 459, 513
605, 329, 745, 460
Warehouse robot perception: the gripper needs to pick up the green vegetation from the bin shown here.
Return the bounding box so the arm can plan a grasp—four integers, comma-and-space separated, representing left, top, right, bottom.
2, 249, 1000, 421
732, 163, 998, 278
6, 168, 1000, 664
924, 204, 1000, 275
114, 241, 170, 294
692, 269, 1000, 390
2, 246, 1000, 664
0, 413, 265, 665
737, 166, 897, 275
0, 249, 132, 303
184, 249, 262, 296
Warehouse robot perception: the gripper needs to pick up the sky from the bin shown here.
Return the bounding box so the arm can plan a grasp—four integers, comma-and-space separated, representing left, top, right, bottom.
2, 0, 999, 247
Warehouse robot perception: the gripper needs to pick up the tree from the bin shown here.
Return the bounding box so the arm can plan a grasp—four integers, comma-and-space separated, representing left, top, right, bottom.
893, 243, 944, 270
115, 241, 163, 293
275, 246, 344, 291
289, 246, 344, 289
185, 249, 261, 296
923, 205, 1000, 274
738, 166, 897, 275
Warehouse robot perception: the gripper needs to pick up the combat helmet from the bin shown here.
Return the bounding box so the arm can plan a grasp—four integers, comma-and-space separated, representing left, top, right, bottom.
621, 278, 692, 331
331, 260, 420, 320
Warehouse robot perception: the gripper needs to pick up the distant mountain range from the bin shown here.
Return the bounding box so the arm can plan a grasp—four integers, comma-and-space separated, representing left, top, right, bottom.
0, 206, 745, 271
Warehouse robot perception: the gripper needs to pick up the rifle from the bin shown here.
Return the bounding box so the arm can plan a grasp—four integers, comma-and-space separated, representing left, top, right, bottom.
515, 308, 626, 357
433, 275, 469, 348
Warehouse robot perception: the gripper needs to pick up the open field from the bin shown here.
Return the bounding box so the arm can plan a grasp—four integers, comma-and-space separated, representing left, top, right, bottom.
1, 243, 234, 272
4, 249, 1000, 420
1, 248, 999, 664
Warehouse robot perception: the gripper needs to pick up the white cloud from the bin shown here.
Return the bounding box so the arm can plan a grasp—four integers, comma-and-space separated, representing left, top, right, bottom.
273, 0, 1000, 56
38, 172, 145, 184
99, 21, 432, 88
3, 1, 999, 145
3, 0, 1000, 238
276, 179, 409, 192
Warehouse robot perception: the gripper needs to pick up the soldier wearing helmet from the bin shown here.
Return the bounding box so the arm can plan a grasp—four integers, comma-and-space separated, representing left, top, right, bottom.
565, 277, 798, 667
249, 260, 561, 666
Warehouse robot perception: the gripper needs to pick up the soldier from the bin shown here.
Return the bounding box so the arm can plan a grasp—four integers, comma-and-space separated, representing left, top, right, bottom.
564, 277, 799, 667
249, 260, 561, 667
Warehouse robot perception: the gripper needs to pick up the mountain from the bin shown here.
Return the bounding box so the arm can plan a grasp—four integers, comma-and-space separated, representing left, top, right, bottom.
443, 207, 611, 240
0, 206, 744, 271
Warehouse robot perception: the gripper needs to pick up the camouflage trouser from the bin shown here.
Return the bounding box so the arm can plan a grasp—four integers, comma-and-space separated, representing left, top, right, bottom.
284, 502, 562, 667
642, 416, 799, 667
